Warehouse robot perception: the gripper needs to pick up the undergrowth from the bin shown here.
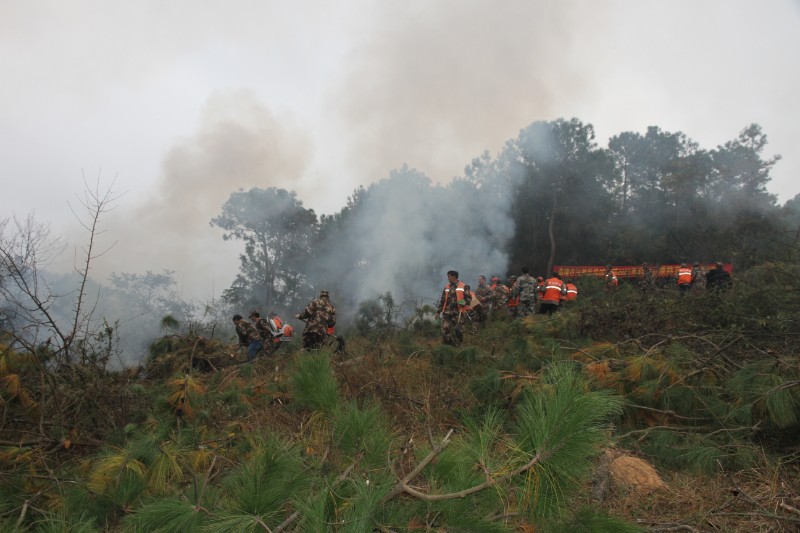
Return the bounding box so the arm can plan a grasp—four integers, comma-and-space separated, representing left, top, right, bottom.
1, 263, 799, 531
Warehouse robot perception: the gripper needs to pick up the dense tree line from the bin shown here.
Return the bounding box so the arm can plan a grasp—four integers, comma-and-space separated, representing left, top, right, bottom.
214, 118, 796, 323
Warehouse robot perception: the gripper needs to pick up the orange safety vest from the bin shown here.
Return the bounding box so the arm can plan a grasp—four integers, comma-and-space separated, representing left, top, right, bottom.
566, 283, 578, 301
441, 281, 467, 312
541, 278, 565, 304
677, 268, 693, 286
507, 282, 518, 308
272, 316, 293, 342
606, 271, 618, 287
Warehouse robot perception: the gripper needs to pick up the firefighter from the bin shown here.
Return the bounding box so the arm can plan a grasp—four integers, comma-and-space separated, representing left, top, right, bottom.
473, 275, 492, 324
676, 263, 693, 295
434, 270, 472, 346
538, 273, 567, 315
706, 262, 732, 290
296, 290, 336, 350
604, 265, 618, 291
514, 267, 538, 317
233, 314, 263, 362
565, 280, 578, 301
490, 276, 511, 318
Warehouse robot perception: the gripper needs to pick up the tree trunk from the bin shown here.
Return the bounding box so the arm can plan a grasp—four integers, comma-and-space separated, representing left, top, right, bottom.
546, 193, 558, 276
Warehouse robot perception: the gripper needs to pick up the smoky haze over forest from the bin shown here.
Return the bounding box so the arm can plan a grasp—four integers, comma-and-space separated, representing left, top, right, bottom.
3, 2, 799, 365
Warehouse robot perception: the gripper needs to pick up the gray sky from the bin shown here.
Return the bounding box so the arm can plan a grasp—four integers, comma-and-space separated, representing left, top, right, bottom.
2, 1, 798, 300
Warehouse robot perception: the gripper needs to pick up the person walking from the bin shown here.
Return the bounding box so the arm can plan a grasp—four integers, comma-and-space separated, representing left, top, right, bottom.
296, 290, 337, 349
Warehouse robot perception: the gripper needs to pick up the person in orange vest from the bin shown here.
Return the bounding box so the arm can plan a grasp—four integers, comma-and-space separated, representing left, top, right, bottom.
538, 273, 567, 315
506, 275, 519, 316
676, 263, 693, 295
565, 280, 578, 301
434, 270, 472, 346
604, 264, 618, 291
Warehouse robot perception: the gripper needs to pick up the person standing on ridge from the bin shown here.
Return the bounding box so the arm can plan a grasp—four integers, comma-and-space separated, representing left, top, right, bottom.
538, 273, 567, 315
514, 267, 538, 317
691, 262, 706, 292
565, 280, 578, 302
473, 275, 492, 324
676, 263, 693, 295
706, 262, 732, 290
604, 265, 618, 291
490, 276, 511, 318
434, 270, 472, 346
296, 290, 337, 350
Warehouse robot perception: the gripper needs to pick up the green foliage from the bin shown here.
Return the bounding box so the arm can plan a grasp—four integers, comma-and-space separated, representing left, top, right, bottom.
289, 351, 339, 416
726, 362, 800, 429
548, 507, 643, 533
336, 478, 389, 533
632, 429, 758, 474
513, 363, 623, 520
333, 400, 394, 468
160, 315, 180, 332
122, 497, 206, 533
220, 434, 311, 524
30, 512, 99, 533
210, 187, 317, 310
469, 369, 505, 405
431, 344, 458, 366
354, 292, 397, 338
292, 489, 334, 532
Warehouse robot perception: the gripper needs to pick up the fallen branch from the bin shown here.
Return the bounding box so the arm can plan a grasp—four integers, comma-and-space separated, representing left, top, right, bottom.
398, 451, 543, 502
382, 429, 454, 503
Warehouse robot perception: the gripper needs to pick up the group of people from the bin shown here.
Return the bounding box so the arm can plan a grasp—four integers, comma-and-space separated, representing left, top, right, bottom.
604, 262, 733, 295
434, 269, 578, 346
232, 262, 734, 356
436, 262, 733, 346
232, 290, 337, 361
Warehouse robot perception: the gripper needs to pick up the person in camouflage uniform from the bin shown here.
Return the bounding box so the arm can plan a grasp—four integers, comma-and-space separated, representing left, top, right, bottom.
691, 261, 706, 292
233, 314, 263, 362
434, 270, 472, 346
296, 290, 337, 350
249, 310, 281, 355
513, 267, 537, 317
490, 276, 511, 317
506, 275, 519, 316
639, 262, 655, 294
473, 275, 492, 324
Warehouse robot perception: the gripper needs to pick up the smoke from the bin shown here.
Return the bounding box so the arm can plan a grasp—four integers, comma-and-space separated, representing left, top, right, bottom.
93, 90, 313, 301
309, 165, 515, 321
328, 1, 601, 186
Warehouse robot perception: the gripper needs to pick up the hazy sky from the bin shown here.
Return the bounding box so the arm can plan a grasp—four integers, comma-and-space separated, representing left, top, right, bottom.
2, 1, 798, 300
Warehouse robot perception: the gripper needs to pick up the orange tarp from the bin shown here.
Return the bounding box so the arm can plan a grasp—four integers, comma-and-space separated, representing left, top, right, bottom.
553, 263, 733, 279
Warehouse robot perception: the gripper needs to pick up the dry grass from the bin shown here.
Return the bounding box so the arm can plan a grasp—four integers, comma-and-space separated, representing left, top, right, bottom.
601, 466, 800, 532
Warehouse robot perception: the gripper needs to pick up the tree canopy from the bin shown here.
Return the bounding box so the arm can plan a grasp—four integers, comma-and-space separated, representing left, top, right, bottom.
211, 120, 789, 322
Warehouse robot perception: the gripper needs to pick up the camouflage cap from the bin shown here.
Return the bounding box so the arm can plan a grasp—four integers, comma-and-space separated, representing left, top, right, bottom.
320, 290, 329, 297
